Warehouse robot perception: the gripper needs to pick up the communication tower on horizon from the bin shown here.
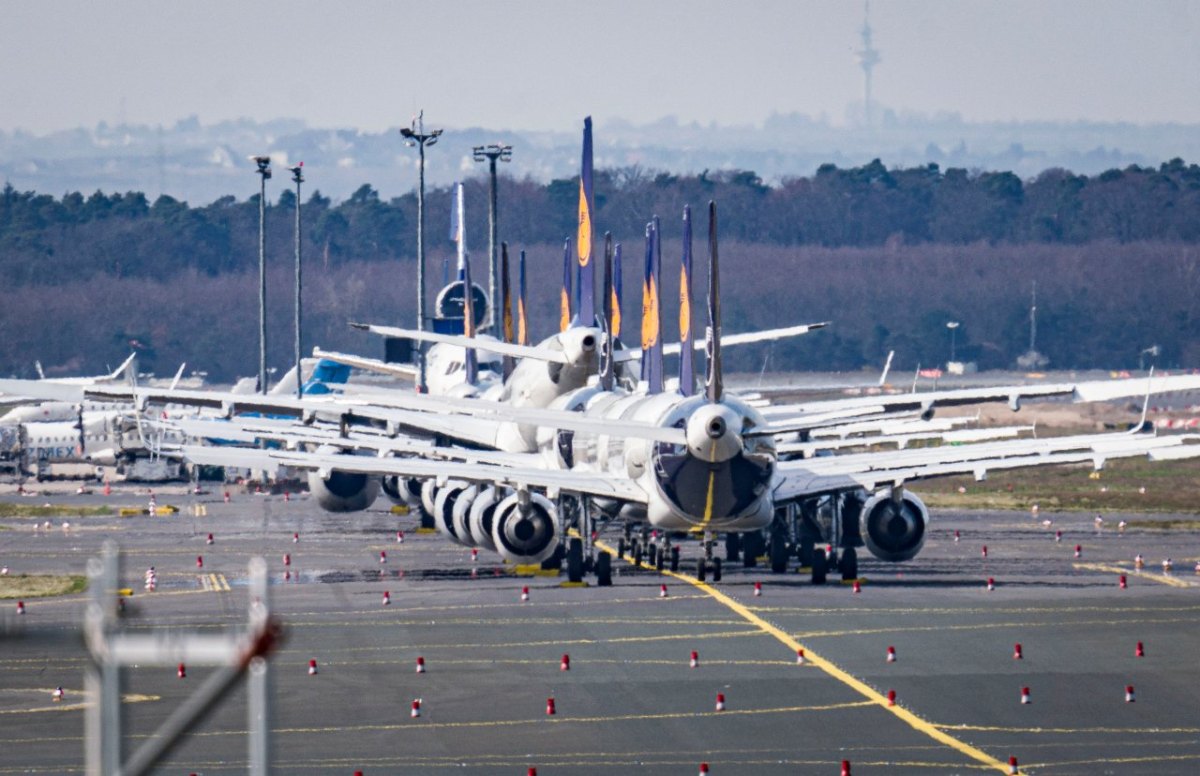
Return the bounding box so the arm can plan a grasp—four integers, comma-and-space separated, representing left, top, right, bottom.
857, 1, 882, 129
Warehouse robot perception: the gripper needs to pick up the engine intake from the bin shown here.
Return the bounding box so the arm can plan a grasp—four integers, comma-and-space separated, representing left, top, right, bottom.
860, 489, 929, 562
491, 491, 559, 564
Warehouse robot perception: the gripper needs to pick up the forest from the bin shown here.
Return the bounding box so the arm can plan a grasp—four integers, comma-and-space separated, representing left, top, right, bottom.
1, 158, 1198, 381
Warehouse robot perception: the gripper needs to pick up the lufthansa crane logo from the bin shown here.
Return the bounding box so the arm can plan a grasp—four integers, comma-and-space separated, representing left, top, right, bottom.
576, 182, 592, 268
641, 276, 660, 348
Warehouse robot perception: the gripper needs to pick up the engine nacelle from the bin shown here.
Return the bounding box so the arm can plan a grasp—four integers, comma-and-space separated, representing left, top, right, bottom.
467, 486, 506, 551
860, 489, 929, 562
432, 481, 472, 546
491, 491, 559, 565
308, 469, 380, 513
381, 475, 423, 510
450, 485, 481, 546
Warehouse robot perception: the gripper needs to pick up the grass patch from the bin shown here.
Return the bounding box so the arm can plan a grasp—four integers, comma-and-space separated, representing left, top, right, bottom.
0, 574, 88, 599
918, 457, 1200, 514
0, 503, 113, 519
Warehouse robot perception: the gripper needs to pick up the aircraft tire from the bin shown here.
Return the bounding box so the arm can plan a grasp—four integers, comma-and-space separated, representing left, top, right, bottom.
567, 538, 584, 583
711, 557, 722, 582
811, 549, 828, 585
617, 538, 626, 559
840, 546, 858, 581
696, 557, 707, 582
596, 552, 612, 586
770, 531, 790, 574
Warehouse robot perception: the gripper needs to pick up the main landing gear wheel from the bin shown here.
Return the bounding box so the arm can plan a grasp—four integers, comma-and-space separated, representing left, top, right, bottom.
696, 557, 707, 582
811, 549, 828, 585
596, 552, 613, 586
769, 531, 790, 574
840, 546, 858, 582
567, 538, 584, 583
711, 557, 722, 582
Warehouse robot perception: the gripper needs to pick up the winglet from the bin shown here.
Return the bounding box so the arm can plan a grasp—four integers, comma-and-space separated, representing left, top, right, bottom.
576, 115, 596, 328
518, 249, 530, 346
678, 205, 695, 396
879, 350, 895, 387
599, 232, 615, 391
642, 220, 664, 393
560, 238, 572, 333
501, 242, 515, 380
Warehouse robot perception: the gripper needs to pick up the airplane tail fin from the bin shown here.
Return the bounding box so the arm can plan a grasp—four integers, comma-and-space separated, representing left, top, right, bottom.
168, 362, 186, 391
107, 352, 138, 382
501, 242, 515, 380
560, 238, 572, 333
641, 220, 664, 393
879, 350, 895, 387
599, 232, 615, 391
456, 183, 479, 386
576, 116, 596, 327
518, 249, 530, 346
678, 205, 695, 396
704, 201, 723, 404
612, 242, 623, 340
34, 360, 45, 380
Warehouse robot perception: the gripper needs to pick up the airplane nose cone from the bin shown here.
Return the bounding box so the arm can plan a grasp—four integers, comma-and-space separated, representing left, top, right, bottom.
686, 404, 741, 463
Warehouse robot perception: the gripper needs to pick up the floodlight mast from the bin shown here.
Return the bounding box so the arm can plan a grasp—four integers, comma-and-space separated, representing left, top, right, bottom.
400, 111, 442, 393
472, 143, 513, 331
252, 156, 272, 395
288, 163, 304, 400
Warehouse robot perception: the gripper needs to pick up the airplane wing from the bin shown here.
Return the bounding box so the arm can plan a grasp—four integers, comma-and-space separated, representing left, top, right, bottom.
776, 424, 1037, 456
312, 348, 418, 381
661, 321, 829, 355
773, 429, 1200, 500
176, 444, 648, 503
352, 324, 572, 364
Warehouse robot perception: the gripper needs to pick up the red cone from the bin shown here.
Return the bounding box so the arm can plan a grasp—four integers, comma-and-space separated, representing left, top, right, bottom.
223, 491, 230, 503
382, 591, 391, 606
715, 692, 726, 711
308, 659, 318, 675
561, 654, 570, 671
1120, 574, 1127, 589
660, 583, 668, 598
1136, 641, 1145, 658
886, 646, 896, 663
528, 770, 537, 776
471, 548, 478, 563
1013, 643, 1023, 660
196, 556, 203, 569
1020, 686, 1030, 704
1074, 544, 1082, 559
841, 761, 851, 776
411, 698, 421, 717
1126, 685, 1135, 702
178, 662, 186, 679
981, 545, 988, 558
283, 553, 291, 567
16, 601, 24, 615
699, 765, 709, 775
953, 530, 960, 542
416, 656, 425, 673
796, 649, 805, 665
206, 533, 214, 545
396, 531, 404, 543
987, 577, 995, 591
546, 697, 556, 715
292, 532, 299, 543
1009, 755, 1019, 774
1055, 530, 1062, 542
521, 586, 530, 602
886, 689, 896, 706
690, 650, 699, 668
380, 551, 387, 564
852, 580, 862, 594
753, 581, 762, 597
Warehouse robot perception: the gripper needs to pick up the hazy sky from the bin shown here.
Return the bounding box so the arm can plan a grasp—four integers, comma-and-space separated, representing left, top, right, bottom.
4, 0, 1199, 134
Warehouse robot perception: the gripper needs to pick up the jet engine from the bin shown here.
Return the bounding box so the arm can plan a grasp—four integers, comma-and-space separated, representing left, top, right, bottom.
432, 481, 473, 546
381, 475, 423, 509
491, 491, 559, 564
450, 485, 480, 546
308, 447, 381, 513
860, 488, 929, 562
467, 486, 506, 551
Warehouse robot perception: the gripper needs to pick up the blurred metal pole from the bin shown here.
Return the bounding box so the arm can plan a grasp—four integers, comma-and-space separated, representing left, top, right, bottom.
401, 112, 442, 393
289, 164, 305, 400
472, 143, 512, 332
252, 156, 272, 394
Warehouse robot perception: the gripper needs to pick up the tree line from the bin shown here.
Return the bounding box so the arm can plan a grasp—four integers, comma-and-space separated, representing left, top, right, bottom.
1, 159, 1198, 380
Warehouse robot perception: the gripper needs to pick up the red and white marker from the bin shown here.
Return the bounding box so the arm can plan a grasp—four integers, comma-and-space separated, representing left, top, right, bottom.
380, 551, 387, 564
416, 656, 426, 673
1126, 685, 1136, 702
223, 491, 230, 503
528, 769, 537, 776
196, 556, 203, 569
546, 697, 556, 715
16, 600, 24, 615
987, 577, 995, 591
283, 491, 290, 502
52, 687, 64, 702
283, 553, 291, 567
382, 590, 391, 606
1009, 755, 1019, 775
886, 646, 896, 663
886, 689, 896, 707
396, 531, 404, 544
1119, 575, 1127, 589
411, 698, 422, 717
1136, 641, 1145, 658
981, 545, 988, 558
1055, 530, 1062, 543
470, 548, 478, 562
1074, 544, 1082, 559
690, 650, 699, 668
308, 659, 318, 675
178, 662, 186, 679
1020, 686, 1030, 704
660, 584, 669, 598
841, 760, 851, 776
1013, 643, 1023, 660
753, 581, 762, 597
521, 586, 530, 602
715, 692, 726, 711
292, 532, 299, 543
852, 580, 862, 594
699, 764, 709, 775
206, 533, 214, 545
561, 654, 570, 671
953, 530, 960, 542
796, 649, 806, 665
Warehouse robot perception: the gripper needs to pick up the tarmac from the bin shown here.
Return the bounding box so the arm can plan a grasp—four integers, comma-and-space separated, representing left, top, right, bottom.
2, 485, 1200, 774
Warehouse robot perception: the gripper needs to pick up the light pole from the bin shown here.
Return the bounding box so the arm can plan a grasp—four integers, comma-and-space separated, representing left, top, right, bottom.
472, 143, 512, 331
251, 156, 272, 395
946, 321, 960, 365
400, 111, 442, 393
287, 162, 304, 400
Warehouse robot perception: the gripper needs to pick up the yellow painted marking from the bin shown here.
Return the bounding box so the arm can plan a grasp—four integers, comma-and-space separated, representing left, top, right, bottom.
0, 689, 157, 715
939, 723, 1200, 735
219, 573, 231, 591
1074, 562, 1193, 587
701, 470, 716, 525
596, 540, 1012, 774
273, 629, 763, 653
789, 614, 1200, 640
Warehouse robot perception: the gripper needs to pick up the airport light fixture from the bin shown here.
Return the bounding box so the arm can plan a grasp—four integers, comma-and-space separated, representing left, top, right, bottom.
472, 143, 513, 331
288, 162, 304, 400
946, 320, 960, 364
251, 156, 272, 395
400, 111, 442, 393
